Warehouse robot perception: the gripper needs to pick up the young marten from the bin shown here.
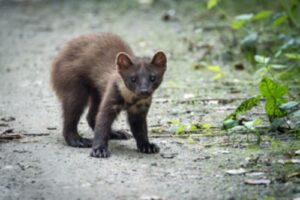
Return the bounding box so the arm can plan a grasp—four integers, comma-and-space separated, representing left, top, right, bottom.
51, 32, 167, 158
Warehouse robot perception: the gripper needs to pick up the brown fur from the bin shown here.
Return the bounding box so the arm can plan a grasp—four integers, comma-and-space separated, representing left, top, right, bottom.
51, 32, 167, 158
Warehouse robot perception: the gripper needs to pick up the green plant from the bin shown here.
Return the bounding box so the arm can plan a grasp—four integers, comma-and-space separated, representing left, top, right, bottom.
205, 0, 300, 141
223, 76, 300, 142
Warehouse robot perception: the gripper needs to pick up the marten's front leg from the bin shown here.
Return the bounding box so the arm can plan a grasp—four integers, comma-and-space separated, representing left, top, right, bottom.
90, 102, 121, 158
127, 108, 159, 154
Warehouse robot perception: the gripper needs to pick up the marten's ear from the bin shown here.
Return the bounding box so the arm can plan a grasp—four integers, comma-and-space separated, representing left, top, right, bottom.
151, 51, 167, 69
116, 52, 132, 71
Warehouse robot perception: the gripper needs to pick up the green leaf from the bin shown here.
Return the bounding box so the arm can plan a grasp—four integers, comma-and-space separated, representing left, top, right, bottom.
207, 65, 222, 72
207, 65, 223, 80
270, 117, 286, 131
243, 118, 262, 130
270, 64, 287, 69
253, 10, 273, 20
169, 120, 187, 135
235, 13, 253, 20
292, 110, 300, 117
202, 122, 211, 129
265, 98, 285, 117
168, 119, 180, 125
285, 53, 300, 60
225, 95, 262, 120
202, 122, 212, 135
253, 67, 269, 81
241, 32, 258, 45
187, 135, 195, 144
207, 0, 218, 9
272, 15, 288, 28
279, 101, 299, 111
223, 119, 239, 130
189, 124, 198, 132
212, 73, 222, 80
231, 19, 247, 30
254, 55, 270, 64
259, 77, 288, 119
175, 124, 185, 135
259, 77, 288, 98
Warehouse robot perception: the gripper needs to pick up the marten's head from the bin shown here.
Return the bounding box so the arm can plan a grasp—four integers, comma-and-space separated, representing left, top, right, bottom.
116, 51, 167, 98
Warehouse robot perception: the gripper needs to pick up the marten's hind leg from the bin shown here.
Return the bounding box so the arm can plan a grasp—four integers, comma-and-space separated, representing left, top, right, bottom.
62, 89, 92, 148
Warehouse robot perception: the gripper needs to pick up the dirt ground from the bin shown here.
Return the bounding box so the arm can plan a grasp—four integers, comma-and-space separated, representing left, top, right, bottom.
0, 1, 299, 200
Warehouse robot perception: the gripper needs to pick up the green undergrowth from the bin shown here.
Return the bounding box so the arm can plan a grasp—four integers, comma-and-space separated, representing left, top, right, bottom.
205, 0, 300, 145
160, 0, 300, 154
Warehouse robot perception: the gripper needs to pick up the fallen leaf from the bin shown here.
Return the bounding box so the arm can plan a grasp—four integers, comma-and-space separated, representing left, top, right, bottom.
287, 172, 300, 179
140, 196, 163, 200
217, 150, 230, 154
244, 178, 271, 185
1, 116, 15, 122
246, 172, 265, 177
138, 0, 154, 6
1, 128, 14, 134
225, 168, 246, 175
160, 153, 177, 159
278, 159, 300, 164
0, 133, 22, 140
81, 182, 92, 187
183, 93, 195, 99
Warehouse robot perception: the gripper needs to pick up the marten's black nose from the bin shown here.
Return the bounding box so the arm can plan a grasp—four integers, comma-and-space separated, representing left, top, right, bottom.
140, 90, 150, 96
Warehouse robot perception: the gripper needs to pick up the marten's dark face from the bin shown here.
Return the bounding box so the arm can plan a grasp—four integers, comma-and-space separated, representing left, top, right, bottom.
116, 51, 167, 98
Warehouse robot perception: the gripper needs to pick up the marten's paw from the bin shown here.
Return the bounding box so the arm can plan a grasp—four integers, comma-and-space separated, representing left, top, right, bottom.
66, 136, 92, 148
138, 142, 160, 154
110, 130, 132, 140
90, 146, 111, 158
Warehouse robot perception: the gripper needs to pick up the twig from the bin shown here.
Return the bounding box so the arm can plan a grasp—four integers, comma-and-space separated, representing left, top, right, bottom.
154, 97, 248, 104
0, 133, 22, 140
1, 128, 14, 134
23, 133, 50, 137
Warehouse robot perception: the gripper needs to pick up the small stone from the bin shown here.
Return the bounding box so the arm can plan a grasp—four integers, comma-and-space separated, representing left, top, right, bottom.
4, 165, 13, 170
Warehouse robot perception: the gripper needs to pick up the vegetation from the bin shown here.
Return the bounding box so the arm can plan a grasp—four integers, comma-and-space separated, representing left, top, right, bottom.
205, 0, 300, 141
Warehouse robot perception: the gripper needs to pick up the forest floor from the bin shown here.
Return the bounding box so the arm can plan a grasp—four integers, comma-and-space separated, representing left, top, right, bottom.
0, 1, 299, 200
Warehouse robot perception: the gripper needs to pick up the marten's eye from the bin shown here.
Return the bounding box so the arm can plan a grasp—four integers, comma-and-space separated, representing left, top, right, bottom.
149, 75, 156, 82
131, 76, 137, 83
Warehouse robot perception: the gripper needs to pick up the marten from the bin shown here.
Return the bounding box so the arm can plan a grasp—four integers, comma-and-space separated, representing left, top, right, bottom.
51, 32, 167, 158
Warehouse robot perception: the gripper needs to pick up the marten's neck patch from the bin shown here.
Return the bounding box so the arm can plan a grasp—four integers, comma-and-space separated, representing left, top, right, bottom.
117, 79, 137, 104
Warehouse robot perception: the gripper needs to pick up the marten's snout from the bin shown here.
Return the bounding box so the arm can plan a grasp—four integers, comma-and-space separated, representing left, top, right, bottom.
139, 89, 151, 97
